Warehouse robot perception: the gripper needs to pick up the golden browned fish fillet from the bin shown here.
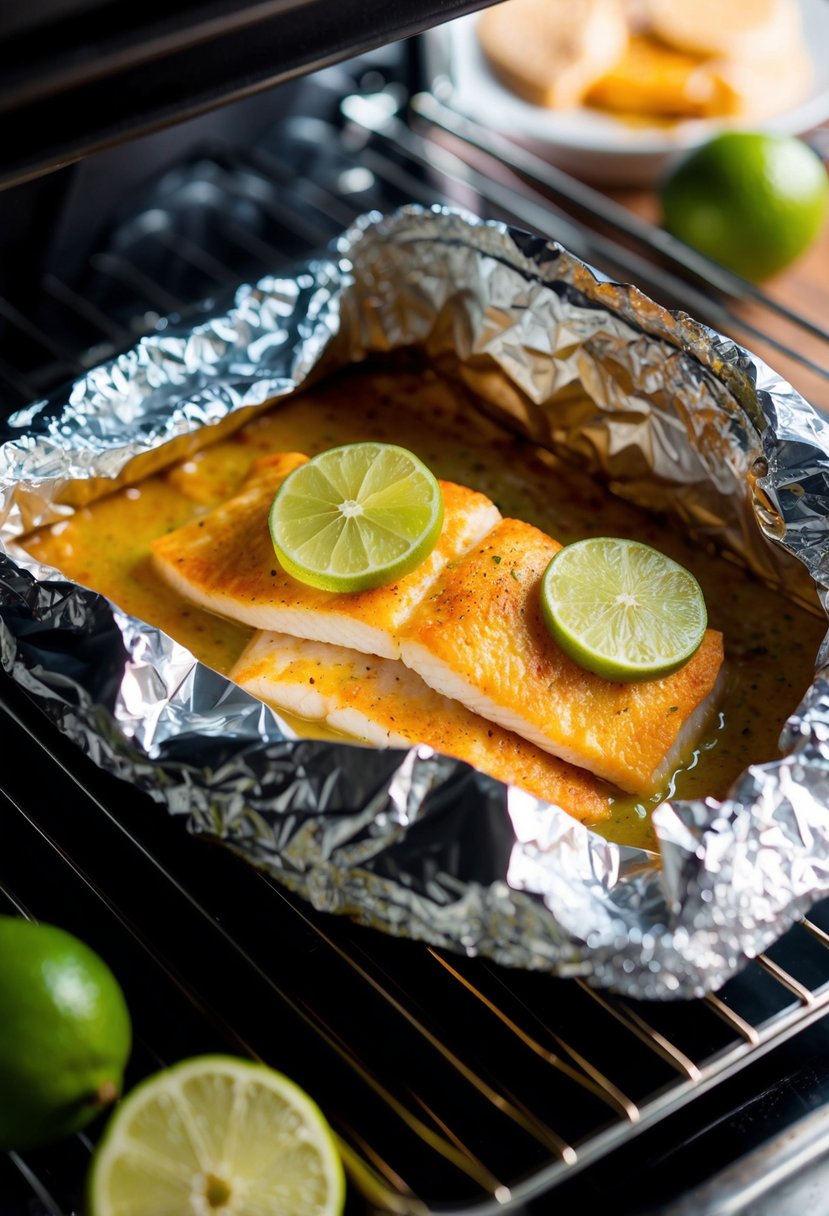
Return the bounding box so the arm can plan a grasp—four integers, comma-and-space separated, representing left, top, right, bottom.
231, 630, 614, 823
399, 517, 725, 795
151, 453, 502, 660
153, 452, 724, 795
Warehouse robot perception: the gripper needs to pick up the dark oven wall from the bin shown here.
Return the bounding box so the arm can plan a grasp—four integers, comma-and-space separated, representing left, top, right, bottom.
0, 1, 498, 192
0, 42, 422, 400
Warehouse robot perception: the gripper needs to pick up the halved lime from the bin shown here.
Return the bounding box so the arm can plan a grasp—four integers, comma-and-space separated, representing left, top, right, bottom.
540, 537, 707, 681
269, 442, 444, 593
87, 1055, 346, 1216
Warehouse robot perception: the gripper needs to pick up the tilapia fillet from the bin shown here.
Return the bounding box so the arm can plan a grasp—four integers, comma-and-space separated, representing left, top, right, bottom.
230, 630, 613, 824
152, 452, 725, 796
399, 517, 725, 795
152, 452, 502, 660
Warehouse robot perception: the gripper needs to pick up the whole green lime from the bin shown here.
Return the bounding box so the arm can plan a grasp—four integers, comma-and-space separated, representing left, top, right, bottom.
659, 131, 829, 281
0, 916, 132, 1151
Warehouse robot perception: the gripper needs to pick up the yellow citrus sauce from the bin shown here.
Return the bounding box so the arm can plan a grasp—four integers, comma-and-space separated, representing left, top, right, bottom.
20, 360, 826, 852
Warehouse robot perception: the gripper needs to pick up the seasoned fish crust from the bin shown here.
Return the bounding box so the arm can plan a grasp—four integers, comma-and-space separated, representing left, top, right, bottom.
153, 450, 724, 797
151, 453, 501, 660
231, 630, 614, 823
399, 517, 724, 795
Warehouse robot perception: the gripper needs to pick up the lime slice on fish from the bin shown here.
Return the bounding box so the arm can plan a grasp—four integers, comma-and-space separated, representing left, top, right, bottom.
269, 442, 444, 593
87, 1055, 346, 1216
540, 536, 707, 681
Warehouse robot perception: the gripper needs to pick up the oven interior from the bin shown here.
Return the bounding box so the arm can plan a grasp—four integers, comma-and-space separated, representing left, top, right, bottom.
2, 8, 829, 1215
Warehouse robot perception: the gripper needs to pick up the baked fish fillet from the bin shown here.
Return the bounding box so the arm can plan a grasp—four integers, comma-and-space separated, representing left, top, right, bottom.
151, 453, 502, 660
231, 630, 613, 824
399, 517, 725, 795
154, 451, 724, 795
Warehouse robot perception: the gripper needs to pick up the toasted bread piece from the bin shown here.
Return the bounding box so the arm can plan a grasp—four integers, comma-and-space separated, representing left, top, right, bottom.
644, 0, 803, 60
477, 0, 629, 109
705, 45, 812, 120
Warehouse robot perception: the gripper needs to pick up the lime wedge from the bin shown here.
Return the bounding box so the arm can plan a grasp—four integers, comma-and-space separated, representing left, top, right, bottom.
540, 537, 707, 681
269, 442, 444, 593
87, 1055, 345, 1216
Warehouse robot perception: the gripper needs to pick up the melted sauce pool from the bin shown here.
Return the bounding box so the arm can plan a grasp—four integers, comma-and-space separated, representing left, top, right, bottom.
21, 362, 827, 852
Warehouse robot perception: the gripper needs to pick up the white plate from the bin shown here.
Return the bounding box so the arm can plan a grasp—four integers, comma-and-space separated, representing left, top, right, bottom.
436, 0, 829, 186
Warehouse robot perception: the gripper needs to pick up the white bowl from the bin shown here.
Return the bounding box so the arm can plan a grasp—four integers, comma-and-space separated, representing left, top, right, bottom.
435, 0, 829, 187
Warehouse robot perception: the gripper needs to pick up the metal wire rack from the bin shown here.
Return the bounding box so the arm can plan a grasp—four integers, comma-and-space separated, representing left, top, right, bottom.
1, 61, 829, 1216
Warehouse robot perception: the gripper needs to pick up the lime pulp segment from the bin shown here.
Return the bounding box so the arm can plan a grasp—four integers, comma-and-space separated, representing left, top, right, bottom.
540, 536, 707, 681
88, 1055, 345, 1216
269, 442, 444, 592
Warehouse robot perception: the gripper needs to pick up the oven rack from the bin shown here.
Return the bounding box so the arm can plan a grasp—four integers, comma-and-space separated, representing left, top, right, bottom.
4, 672, 829, 1216
2, 66, 829, 1215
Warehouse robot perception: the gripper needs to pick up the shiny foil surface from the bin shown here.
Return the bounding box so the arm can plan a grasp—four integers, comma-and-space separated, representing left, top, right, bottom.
2, 204, 829, 1000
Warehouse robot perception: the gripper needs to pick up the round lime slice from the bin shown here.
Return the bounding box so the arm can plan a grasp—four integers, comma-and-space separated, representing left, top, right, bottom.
540, 536, 707, 681
87, 1054, 346, 1216
269, 442, 444, 593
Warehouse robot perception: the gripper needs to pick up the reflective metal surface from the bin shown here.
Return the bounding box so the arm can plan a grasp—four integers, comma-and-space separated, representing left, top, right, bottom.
1, 68, 829, 1210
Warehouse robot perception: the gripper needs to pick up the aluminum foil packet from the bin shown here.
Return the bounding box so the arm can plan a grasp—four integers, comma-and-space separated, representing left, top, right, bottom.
2, 204, 829, 1001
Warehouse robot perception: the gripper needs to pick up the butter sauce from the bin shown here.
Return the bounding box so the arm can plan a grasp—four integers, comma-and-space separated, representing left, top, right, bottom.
21, 361, 826, 852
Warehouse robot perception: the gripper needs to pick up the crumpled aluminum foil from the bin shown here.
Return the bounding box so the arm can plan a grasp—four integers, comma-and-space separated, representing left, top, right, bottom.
2, 204, 829, 1000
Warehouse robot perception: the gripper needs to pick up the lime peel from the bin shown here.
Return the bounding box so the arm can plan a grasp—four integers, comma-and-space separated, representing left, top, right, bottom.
540, 536, 708, 682
659, 131, 829, 282
269, 442, 444, 593
0, 916, 131, 1152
